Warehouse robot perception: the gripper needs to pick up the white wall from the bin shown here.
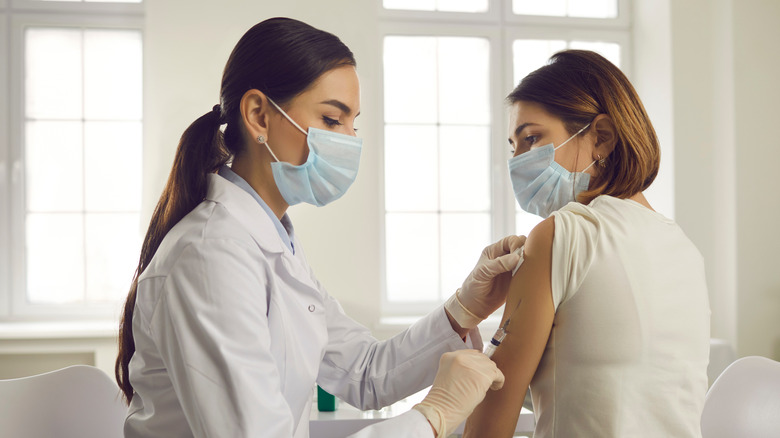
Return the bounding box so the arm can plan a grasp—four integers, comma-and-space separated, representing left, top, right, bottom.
637, 0, 780, 359
732, 0, 780, 359
143, 0, 780, 359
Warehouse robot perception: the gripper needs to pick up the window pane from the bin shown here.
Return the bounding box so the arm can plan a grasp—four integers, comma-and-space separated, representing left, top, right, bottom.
84, 29, 142, 120
567, 0, 618, 18
436, 0, 488, 13
516, 210, 543, 236
570, 40, 621, 67
513, 39, 566, 85
384, 125, 438, 211
439, 125, 490, 211
513, 0, 565, 16
25, 28, 82, 120
438, 37, 490, 125
386, 213, 439, 302
384, 0, 435, 10
25, 121, 83, 212
384, 0, 488, 12
84, 121, 141, 211
513, 0, 617, 18
513, 40, 621, 85
26, 213, 84, 303
440, 213, 490, 299
85, 213, 141, 301
384, 36, 437, 124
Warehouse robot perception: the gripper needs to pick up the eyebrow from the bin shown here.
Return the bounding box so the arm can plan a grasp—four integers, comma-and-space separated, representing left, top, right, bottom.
320, 99, 360, 117
513, 122, 540, 138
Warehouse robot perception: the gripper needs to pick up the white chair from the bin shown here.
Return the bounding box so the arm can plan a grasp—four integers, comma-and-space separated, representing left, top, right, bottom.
701, 355, 780, 438
0, 365, 127, 438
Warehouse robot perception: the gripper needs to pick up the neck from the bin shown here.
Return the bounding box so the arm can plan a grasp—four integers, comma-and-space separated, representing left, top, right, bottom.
230, 148, 289, 220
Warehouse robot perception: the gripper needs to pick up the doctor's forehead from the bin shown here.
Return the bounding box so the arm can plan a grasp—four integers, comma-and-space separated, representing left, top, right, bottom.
302, 66, 361, 113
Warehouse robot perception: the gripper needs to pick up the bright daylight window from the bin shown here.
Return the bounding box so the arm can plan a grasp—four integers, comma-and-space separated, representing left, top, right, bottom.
1, 0, 143, 319
381, 0, 629, 317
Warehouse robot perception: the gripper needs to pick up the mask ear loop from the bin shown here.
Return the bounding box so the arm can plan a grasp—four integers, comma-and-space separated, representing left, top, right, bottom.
565, 122, 594, 203
267, 97, 308, 135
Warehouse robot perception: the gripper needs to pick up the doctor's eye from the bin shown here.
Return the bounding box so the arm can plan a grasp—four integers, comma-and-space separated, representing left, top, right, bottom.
524, 135, 539, 145
322, 116, 342, 128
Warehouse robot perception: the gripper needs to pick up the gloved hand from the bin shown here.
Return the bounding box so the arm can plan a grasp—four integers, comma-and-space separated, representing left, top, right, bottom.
445, 235, 526, 328
412, 350, 505, 438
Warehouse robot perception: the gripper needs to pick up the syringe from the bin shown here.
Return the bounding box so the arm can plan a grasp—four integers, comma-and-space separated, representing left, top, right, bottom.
483, 318, 510, 358
483, 245, 525, 359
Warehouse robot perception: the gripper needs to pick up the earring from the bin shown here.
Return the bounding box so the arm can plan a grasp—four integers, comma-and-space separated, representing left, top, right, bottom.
257, 134, 266, 143
597, 154, 607, 168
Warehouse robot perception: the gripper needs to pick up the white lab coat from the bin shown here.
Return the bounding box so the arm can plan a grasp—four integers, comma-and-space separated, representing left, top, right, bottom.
125, 173, 479, 438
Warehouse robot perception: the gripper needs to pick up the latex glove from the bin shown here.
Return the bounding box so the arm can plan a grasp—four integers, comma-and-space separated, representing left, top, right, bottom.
445, 235, 526, 328
412, 350, 505, 438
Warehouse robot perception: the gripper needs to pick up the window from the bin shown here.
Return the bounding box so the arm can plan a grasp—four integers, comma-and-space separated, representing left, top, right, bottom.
380, 0, 630, 318
1, 0, 143, 320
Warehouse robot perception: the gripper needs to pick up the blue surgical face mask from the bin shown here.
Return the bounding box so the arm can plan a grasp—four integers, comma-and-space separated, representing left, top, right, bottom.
264, 98, 362, 207
508, 123, 595, 218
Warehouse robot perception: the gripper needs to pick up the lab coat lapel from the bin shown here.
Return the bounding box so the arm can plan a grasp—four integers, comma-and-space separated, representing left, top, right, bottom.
206, 173, 322, 298
205, 173, 286, 254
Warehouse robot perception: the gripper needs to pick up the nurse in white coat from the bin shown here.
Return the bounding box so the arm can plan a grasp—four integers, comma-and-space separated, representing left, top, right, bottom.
115, 17, 523, 438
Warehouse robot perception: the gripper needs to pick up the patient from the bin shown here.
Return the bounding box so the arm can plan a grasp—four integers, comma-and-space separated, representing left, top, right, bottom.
463, 50, 710, 438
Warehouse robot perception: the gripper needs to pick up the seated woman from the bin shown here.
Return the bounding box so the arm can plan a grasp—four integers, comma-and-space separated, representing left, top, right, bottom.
463, 50, 710, 438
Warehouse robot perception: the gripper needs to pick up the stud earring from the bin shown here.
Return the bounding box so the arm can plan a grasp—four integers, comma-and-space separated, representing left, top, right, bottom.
597, 154, 607, 168
257, 135, 266, 143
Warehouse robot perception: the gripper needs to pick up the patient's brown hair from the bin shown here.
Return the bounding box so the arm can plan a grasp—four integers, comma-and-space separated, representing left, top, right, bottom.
507, 50, 660, 204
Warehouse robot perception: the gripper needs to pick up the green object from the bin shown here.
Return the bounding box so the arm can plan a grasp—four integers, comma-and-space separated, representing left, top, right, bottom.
317, 385, 337, 412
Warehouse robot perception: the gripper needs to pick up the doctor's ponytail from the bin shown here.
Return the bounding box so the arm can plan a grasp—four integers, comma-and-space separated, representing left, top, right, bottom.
116, 17, 355, 402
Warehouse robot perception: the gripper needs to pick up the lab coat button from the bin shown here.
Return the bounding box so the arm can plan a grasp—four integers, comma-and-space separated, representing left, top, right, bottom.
308, 304, 315, 312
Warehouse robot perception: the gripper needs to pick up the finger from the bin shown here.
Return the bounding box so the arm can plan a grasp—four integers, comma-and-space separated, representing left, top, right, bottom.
488, 367, 505, 390
477, 253, 521, 279
507, 235, 527, 253
488, 235, 525, 258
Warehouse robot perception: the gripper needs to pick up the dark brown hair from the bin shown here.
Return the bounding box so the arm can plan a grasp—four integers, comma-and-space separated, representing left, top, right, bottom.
507, 49, 660, 203
115, 17, 355, 403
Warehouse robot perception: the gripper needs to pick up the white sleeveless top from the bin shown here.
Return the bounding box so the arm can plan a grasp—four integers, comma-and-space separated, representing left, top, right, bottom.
531, 196, 710, 437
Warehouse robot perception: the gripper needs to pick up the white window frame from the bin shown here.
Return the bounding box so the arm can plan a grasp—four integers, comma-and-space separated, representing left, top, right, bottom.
2, 1, 143, 321
1, 3, 10, 318
378, 0, 632, 320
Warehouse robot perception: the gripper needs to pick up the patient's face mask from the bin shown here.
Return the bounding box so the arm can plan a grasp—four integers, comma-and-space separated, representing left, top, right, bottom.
508, 123, 595, 218
264, 98, 362, 207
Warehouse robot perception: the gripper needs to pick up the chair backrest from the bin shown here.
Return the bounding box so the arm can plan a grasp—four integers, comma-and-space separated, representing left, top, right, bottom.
701, 356, 780, 438
0, 365, 127, 438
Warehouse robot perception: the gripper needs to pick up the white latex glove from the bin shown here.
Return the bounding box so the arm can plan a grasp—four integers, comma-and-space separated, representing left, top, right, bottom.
445, 235, 526, 328
412, 350, 505, 438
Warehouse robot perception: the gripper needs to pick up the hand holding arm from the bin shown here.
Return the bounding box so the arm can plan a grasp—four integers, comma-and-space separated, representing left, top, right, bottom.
445, 235, 526, 331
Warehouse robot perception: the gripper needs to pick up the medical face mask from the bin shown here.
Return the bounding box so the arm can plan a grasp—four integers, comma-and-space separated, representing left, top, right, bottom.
508, 123, 595, 218
264, 98, 362, 207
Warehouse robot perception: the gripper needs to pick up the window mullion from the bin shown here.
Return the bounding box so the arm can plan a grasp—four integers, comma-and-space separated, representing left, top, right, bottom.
0, 10, 10, 317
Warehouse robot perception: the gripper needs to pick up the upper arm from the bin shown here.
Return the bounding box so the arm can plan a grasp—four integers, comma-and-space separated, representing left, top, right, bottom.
463, 217, 556, 438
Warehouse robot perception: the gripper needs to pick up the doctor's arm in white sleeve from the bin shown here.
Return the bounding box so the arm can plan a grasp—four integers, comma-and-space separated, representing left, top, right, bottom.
146, 239, 296, 437
315, 235, 524, 411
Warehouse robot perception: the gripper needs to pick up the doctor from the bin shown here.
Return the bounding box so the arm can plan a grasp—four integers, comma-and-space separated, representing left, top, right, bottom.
115, 17, 523, 438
